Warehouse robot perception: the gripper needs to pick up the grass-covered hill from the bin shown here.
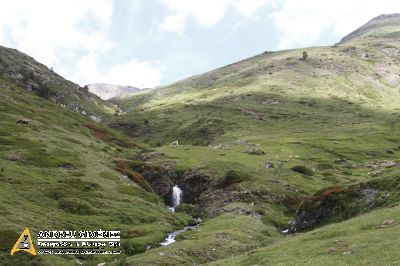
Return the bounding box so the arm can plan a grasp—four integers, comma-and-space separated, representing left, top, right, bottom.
0, 72, 192, 265
110, 14, 400, 265
0, 45, 118, 120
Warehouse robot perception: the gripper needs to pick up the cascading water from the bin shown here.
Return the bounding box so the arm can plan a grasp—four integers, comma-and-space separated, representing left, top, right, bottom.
158, 185, 199, 247
168, 185, 182, 212
172, 185, 182, 208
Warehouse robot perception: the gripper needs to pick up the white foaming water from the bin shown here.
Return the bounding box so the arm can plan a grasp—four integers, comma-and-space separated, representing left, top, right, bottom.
172, 185, 182, 208
160, 225, 198, 246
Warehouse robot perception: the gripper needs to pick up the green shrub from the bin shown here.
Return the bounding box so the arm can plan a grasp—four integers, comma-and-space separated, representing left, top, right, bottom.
58, 197, 96, 215
291, 165, 314, 176
175, 204, 196, 216
317, 163, 333, 170
0, 229, 20, 251
122, 239, 147, 255
261, 215, 291, 228
128, 160, 146, 171
218, 170, 251, 187
100, 171, 119, 180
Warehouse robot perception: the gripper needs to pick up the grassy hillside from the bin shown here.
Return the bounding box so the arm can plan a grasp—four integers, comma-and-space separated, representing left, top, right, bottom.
2, 13, 400, 266
206, 202, 400, 266
0, 79, 192, 265
0, 45, 118, 120
110, 14, 400, 264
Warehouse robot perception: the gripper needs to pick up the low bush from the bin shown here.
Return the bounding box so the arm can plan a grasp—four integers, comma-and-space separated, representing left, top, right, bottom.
291, 165, 314, 176
175, 204, 196, 216
218, 170, 251, 187
122, 239, 147, 255
58, 197, 96, 215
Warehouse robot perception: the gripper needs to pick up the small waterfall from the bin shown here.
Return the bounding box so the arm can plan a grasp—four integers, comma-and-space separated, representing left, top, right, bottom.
158, 185, 200, 247
168, 185, 182, 212
172, 185, 182, 207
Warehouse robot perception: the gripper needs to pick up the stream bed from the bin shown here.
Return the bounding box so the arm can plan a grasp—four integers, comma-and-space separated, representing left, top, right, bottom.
160, 225, 198, 246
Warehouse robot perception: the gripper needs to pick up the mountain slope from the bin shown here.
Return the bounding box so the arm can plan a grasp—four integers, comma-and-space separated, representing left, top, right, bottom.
0, 45, 118, 120
339, 13, 400, 44
110, 14, 400, 265
206, 202, 400, 265
113, 13, 400, 145
0, 74, 191, 265
88, 83, 145, 100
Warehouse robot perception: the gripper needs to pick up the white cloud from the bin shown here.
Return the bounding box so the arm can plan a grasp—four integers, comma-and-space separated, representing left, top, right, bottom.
158, 0, 273, 34
106, 60, 162, 88
0, 0, 114, 66
158, 13, 187, 35
74, 54, 162, 88
270, 0, 400, 49
234, 0, 273, 17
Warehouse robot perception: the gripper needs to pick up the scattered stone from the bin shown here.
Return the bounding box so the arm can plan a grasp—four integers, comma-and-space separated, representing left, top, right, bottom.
361, 188, 379, 205
159, 161, 176, 173
334, 158, 347, 165
376, 219, 394, 229
328, 248, 337, 255
262, 99, 281, 105
265, 162, 274, 168
367, 160, 400, 169
97, 263, 106, 266
4, 153, 22, 161
159, 252, 164, 256
139, 152, 164, 162
283, 184, 299, 192
302, 51, 308, 60
58, 163, 77, 169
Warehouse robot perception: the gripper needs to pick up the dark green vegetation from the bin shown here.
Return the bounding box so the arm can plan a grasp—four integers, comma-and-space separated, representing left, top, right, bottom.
2, 13, 400, 266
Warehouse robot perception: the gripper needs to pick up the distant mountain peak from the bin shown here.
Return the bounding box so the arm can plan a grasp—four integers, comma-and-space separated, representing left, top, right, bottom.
87, 83, 145, 100
339, 13, 400, 44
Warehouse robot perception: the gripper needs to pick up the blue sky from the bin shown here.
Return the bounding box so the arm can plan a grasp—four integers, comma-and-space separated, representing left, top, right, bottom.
1, 0, 400, 88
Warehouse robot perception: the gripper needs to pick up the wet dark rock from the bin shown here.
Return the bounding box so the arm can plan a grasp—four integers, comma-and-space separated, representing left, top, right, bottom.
289, 185, 382, 233
180, 170, 210, 204
141, 168, 174, 204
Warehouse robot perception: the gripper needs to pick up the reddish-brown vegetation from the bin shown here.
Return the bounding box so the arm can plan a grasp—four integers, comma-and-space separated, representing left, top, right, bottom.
85, 124, 137, 148
114, 160, 144, 183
